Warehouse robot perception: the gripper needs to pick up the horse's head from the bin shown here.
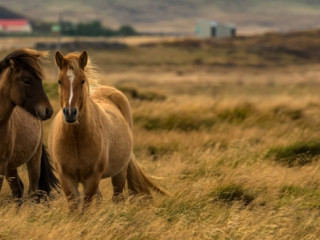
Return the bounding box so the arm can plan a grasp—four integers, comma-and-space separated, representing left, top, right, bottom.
0, 49, 53, 120
55, 50, 89, 123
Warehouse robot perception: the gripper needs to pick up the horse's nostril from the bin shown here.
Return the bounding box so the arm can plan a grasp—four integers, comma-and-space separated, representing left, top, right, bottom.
62, 107, 77, 123
63, 107, 68, 115
46, 108, 53, 118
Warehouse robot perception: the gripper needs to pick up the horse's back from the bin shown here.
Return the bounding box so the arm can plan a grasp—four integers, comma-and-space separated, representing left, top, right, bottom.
91, 86, 133, 130
9, 107, 42, 168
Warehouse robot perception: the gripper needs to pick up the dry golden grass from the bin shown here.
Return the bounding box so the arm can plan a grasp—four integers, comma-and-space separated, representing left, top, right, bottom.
2, 38, 320, 239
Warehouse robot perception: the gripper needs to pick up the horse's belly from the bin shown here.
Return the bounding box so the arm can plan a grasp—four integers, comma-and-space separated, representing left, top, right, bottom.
91, 108, 133, 178
102, 139, 132, 178
73, 142, 132, 179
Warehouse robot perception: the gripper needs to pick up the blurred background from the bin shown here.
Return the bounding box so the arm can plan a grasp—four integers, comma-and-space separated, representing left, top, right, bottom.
1, 0, 320, 36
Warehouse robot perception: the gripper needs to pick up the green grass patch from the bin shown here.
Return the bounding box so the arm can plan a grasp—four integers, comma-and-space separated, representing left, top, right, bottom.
209, 183, 255, 206
116, 85, 166, 101
266, 140, 320, 167
216, 103, 256, 123
157, 198, 208, 223
137, 113, 215, 131
278, 184, 320, 208
273, 106, 303, 120
180, 166, 221, 180
147, 144, 174, 156
43, 82, 59, 99
134, 101, 307, 132
280, 185, 311, 198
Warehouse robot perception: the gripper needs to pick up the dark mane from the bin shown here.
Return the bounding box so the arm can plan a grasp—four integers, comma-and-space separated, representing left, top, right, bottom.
0, 48, 47, 79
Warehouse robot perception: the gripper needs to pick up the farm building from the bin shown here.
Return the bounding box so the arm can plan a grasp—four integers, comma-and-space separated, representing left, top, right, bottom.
195, 20, 236, 38
0, 19, 32, 33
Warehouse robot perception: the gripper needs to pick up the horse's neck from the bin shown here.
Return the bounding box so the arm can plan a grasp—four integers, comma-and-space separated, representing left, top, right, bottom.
0, 73, 14, 126
0, 74, 14, 156
79, 97, 95, 124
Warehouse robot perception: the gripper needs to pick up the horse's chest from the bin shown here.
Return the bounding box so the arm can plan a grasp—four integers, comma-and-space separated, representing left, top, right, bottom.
57, 131, 105, 175
64, 134, 102, 158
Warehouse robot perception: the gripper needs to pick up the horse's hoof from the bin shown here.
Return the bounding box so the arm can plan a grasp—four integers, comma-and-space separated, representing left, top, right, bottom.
112, 194, 125, 203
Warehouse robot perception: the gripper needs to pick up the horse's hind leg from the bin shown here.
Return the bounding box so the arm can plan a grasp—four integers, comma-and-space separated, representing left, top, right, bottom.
6, 168, 24, 200
111, 167, 127, 203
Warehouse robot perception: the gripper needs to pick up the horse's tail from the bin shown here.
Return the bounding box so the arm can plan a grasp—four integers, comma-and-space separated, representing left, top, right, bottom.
127, 153, 166, 195
39, 145, 59, 195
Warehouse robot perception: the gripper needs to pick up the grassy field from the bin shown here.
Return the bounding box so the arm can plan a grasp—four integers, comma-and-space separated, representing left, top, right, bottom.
2, 33, 320, 239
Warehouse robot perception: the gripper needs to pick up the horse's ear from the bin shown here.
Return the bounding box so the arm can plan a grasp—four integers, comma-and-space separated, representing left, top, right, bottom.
78, 50, 88, 70
9, 59, 17, 71
55, 51, 65, 69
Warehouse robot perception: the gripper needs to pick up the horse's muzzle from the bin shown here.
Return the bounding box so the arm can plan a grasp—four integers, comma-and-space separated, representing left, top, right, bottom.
36, 106, 53, 120
63, 107, 78, 123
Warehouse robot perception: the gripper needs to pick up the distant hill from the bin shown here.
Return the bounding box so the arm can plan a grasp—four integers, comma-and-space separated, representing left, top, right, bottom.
0, 6, 25, 19
0, 0, 319, 35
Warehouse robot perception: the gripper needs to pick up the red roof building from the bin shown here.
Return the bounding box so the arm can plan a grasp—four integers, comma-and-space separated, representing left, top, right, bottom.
0, 19, 32, 33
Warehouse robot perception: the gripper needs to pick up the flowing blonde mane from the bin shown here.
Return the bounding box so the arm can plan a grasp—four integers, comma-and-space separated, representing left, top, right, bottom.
63, 52, 101, 92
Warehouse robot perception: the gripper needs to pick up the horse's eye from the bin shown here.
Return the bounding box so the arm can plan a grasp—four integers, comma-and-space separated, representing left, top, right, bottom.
81, 80, 85, 84
58, 80, 62, 85
23, 79, 31, 85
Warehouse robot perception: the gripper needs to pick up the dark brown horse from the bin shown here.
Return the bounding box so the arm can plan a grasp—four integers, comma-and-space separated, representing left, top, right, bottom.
0, 49, 59, 202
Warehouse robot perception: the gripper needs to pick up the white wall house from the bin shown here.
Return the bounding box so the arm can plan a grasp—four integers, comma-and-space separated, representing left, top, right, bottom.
195, 20, 236, 38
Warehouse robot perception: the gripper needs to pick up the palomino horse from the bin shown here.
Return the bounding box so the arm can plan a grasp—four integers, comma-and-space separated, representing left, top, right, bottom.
49, 50, 164, 211
0, 49, 59, 202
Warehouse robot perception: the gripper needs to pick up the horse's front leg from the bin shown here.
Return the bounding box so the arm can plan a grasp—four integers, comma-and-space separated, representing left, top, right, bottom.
83, 173, 101, 211
6, 168, 24, 201
26, 149, 41, 200
0, 160, 8, 193
60, 173, 80, 212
